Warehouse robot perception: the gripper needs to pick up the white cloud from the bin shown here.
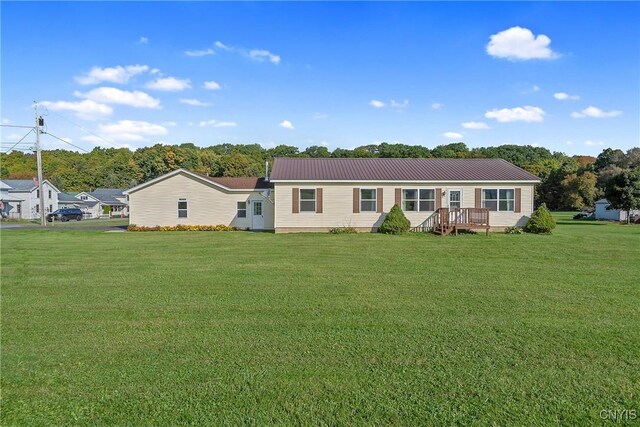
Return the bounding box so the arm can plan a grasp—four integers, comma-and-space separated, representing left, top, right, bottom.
443, 132, 463, 139
584, 140, 605, 146
486, 26, 558, 60
369, 100, 385, 108
198, 120, 237, 128
312, 112, 328, 119
40, 99, 113, 120
214, 41, 230, 50
185, 48, 215, 57
485, 105, 545, 122
138, 37, 148, 45
531, 143, 541, 148
146, 77, 191, 91
162, 121, 177, 127
566, 141, 573, 145
390, 99, 409, 109
554, 92, 580, 101
533, 85, 540, 92
74, 87, 161, 109
320, 141, 329, 147
431, 103, 443, 110
248, 49, 280, 64
96, 120, 168, 142
203, 81, 221, 90
180, 98, 211, 107
75, 65, 149, 85
279, 120, 295, 130
462, 121, 491, 130
1, 118, 11, 124
571, 106, 622, 119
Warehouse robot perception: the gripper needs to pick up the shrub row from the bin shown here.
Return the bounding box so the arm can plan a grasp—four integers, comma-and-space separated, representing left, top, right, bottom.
127, 224, 237, 232
329, 227, 358, 234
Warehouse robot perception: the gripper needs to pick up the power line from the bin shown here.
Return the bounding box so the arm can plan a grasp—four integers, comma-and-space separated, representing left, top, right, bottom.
2, 129, 35, 153
46, 110, 124, 149
0, 124, 35, 129
42, 131, 90, 153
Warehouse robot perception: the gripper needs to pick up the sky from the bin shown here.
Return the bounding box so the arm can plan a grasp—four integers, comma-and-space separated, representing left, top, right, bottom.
1, 1, 639, 156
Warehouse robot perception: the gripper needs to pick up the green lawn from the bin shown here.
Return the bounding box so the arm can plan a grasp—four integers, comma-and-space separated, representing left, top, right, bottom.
1, 214, 639, 425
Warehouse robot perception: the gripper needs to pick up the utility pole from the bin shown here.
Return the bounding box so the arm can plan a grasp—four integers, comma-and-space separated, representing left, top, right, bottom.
35, 101, 46, 226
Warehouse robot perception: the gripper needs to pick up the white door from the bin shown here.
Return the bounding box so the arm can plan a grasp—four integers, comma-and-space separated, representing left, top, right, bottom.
251, 200, 264, 230
448, 189, 462, 209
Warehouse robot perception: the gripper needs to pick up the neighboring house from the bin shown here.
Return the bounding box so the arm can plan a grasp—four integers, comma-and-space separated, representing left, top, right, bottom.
1, 179, 60, 219
125, 171, 273, 229
594, 198, 640, 222
0, 181, 24, 218
126, 158, 540, 232
77, 188, 129, 217
58, 192, 101, 218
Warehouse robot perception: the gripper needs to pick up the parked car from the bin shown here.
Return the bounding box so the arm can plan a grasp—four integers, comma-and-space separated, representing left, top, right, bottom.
46, 208, 83, 222
573, 209, 594, 220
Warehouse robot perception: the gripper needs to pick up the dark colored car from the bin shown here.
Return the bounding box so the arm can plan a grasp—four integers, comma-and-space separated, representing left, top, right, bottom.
47, 208, 83, 222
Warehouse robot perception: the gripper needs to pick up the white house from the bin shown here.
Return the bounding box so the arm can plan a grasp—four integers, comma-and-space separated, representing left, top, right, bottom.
594, 198, 640, 222
58, 192, 102, 218
126, 158, 540, 233
1, 179, 60, 219
76, 188, 129, 217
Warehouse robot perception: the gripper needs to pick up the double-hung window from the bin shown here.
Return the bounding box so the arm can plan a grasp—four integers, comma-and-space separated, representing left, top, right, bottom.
360, 189, 377, 212
299, 189, 316, 212
177, 198, 188, 218
403, 189, 436, 212
237, 202, 247, 218
482, 189, 515, 211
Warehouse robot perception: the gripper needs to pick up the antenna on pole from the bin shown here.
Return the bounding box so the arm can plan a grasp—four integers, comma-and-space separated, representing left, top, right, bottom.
35, 101, 46, 226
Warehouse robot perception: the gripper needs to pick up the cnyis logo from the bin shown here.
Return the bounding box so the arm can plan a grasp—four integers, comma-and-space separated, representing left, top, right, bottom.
599, 409, 637, 422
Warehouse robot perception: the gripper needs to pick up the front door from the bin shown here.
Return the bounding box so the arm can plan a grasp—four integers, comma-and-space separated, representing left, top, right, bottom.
251, 200, 264, 230
448, 189, 462, 209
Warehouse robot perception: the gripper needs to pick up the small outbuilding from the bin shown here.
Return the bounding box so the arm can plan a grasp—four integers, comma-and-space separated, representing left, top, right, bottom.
594, 198, 640, 222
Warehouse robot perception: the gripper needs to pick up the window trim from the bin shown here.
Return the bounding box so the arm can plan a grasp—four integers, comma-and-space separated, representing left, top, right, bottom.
402, 188, 436, 212
482, 188, 515, 212
299, 188, 316, 213
177, 198, 188, 218
360, 188, 377, 212
237, 201, 247, 218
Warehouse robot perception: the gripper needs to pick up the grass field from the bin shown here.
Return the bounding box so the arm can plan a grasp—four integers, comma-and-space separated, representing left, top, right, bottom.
1, 214, 639, 425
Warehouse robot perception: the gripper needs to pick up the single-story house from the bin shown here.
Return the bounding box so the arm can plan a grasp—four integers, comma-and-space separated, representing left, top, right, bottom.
58, 192, 101, 218
0, 179, 60, 219
594, 198, 640, 222
126, 158, 540, 233
76, 188, 129, 217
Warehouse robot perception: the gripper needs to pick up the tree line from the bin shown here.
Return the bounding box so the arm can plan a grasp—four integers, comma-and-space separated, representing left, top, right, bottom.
1, 142, 638, 211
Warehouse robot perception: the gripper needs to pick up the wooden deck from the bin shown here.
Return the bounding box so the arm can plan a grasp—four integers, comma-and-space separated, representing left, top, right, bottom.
411, 207, 490, 236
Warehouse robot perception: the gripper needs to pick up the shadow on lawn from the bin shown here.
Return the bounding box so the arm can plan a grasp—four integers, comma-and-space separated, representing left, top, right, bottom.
556, 221, 605, 226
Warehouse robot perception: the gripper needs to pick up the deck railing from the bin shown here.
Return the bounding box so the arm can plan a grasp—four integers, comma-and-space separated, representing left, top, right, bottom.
411, 207, 490, 235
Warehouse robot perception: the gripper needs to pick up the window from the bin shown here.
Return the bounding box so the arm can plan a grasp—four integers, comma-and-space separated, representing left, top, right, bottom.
49, 205, 53, 213
299, 189, 316, 212
482, 189, 515, 211
177, 199, 188, 218
449, 190, 462, 209
80, 195, 88, 201
36, 204, 39, 213
48, 190, 52, 199
36, 190, 40, 198
403, 189, 435, 212
360, 189, 377, 212
17, 204, 21, 214
237, 201, 247, 218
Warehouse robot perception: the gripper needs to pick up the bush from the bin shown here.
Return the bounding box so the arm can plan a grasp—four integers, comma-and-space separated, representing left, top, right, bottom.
504, 226, 523, 234
378, 204, 411, 235
329, 227, 358, 234
524, 204, 556, 234
128, 224, 237, 232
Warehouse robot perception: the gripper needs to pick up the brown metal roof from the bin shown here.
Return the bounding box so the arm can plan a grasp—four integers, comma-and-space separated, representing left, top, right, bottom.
270, 158, 540, 182
205, 176, 272, 190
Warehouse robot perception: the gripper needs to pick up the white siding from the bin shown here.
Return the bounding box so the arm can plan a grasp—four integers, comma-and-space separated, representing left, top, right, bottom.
128, 172, 274, 229
274, 182, 535, 232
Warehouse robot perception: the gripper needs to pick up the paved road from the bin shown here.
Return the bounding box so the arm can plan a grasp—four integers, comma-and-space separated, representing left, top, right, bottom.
0, 219, 128, 231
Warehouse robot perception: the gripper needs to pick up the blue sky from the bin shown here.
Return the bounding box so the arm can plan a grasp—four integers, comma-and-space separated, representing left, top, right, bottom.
2, 1, 639, 156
